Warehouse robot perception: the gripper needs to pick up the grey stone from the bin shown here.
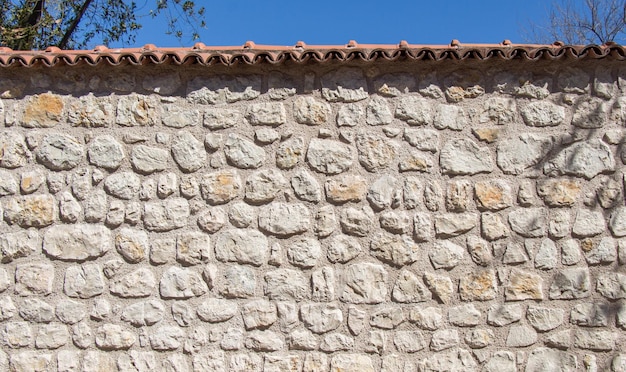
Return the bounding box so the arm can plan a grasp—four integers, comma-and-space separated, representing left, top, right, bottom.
526, 305, 564, 331
597, 272, 626, 299
366, 96, 392, 125
434, 213, 476, 237
394, 330, 427, 353
113, 228, 148, 263
370, 232, 418, 267
355, 132, 397, 172
20, 169, 45, 195
199, 170, 242, 205
487, 303, 522, 326
15, 262, 54, 296
197, 298, 237, 323
0, 170, 17, 196
391, 269, 431, 303
483, 351, 516, 372
276, 136, 305, 169
294, 97, 331, 125
156, 172, 177, 198
520, 101, 566, 127
171, 131, 206, 172
433, 104, 467, 130
110, 268, 155, 298
572, 97, 609, 128
341, 262, 388, 304
497, 133, 553, 175
161, 104, 199, 128
95, 324, 136, 350
286, 237, 321, 268
379, 210, 411, 234
291, 170, 322, 202
544, 139, 615, 179
326, 234, 361, 263
55, 300, 86, 325
19, 298, 54, 323
0, 131, 29, 168
289, 329, 318, 350
131, 145, 168, 174
508, 208, 547, 237
160, 266, 207, 299
143, 198, 189, 232
329, 354, 374, 372
315, 205, 336, 237
319, 332, 353, 352
408, 306, 443, 330
104, 171, 140, 200
526, 348, 578, 372
63, 263, 105, 299
264, 269, 309, 301
203, 107, 240, 129
219, 265, 256, 299
535, 238, 558, 269
245, 330, 284, 351
570, 302, 609, 327
245, 102, 286, 126
574, 329, 615, 351
301, 302, 343, 334
464, 329, 494, 349
584, 236, 617, 264
116, 94, 160, 126
466, 235, 492, 266
0, 229, 39, 262
550, 268, 591, 299
367, 175, 397, 210
4, 194, 55, 228
58, 191, 81, 223
258, 202, 310, 236
572, 209, 605, 237
440, 138, 493, 175
245, 168, 287, 203
549, 209, 571, 238
88, 135, 125, 170
506, 324, 537, 347
176, 231, 210, 266
395, 97, 432, 126
306, 139, 354, 174
423, 272, 454, 304
429, 240, 465, 269
9, 352, 51, 371
430, 329, 459, 351
312, 266, 336, 302
448, 304, 481, 327
36, 134, 84, 170
120, 300, 164, 326
224, 134, 265, 169
340, 206, 374, 237
228, 202, 256, 228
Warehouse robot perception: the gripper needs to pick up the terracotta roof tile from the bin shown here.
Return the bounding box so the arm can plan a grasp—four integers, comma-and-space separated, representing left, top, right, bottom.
0, 40, 623, 67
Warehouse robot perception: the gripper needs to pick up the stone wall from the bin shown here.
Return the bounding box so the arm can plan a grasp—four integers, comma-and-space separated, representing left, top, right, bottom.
0, 59, 625, 371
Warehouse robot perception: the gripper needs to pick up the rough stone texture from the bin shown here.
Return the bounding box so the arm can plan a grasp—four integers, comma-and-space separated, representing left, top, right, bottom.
1, 59, 625, 371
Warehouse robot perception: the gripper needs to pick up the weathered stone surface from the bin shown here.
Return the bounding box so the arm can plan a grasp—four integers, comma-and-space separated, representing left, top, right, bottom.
474, 179, 512, 210
36, 134, 84, 171
258, 203, 310, 236
264, 269, 309, 301
526, 305, 564, 331
505, 268, 544, 301
325, 174, 367, 203
110, 268, 155, 298
44, 224, 111, 261
355, 132, 396, 172
88, 135, 124, 170
459, 269, 497, 301
550, 268, 591, 299
433, 104, 467, 130
15, 262, 54, 296
572, 209, 605, 237
224, 134, 265, 169
429, 240, 464, 269
143, 198, 189, 232
200, 170, 242, 205
245, 102, 286, 126
506, 324, 537, 347
0, 229, 38, 262
537, 178, 581, 207
203, 107, 240, 129
329, 354, 374, 372
434, 213, 476, 237
95, 324, 136, 350
171, 131, 206, 172
423, 272, 454, 304
487, 303, 522, 326
526, 348, 577, 372
508, 207, 547, 237
306, 139, 353, 174
187, 75, 261, 104
196, 298, 237, 323
104, 171, 140, 200
121, 300, 164, 326
130, 145, 169, 174
300, 302, 342, 334
520, 101, 566, 127
276, 136, 305, 169
544, 139, 615, 179
294, 97, 331, 125
597, 272, 626, 299
4, 194, 55, 228
19, 298, 54, 323
574, 329, 615, 351
370, 233, 418, 267
496, 133, 553, 175
341, 263, 387, 304
244, 169, 287, 203
419, 348, 476, 371
440, 138, 493, 175
159, 266, 207, 299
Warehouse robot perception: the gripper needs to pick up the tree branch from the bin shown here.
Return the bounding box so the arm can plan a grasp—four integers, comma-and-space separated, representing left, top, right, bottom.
58, 0, 93, 49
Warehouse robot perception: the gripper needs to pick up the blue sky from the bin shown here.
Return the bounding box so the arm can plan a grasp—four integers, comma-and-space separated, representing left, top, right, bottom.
116, 0, 551, 48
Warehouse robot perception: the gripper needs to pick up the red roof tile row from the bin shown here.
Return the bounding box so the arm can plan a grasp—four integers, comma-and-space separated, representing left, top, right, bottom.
0, 41, 623, 67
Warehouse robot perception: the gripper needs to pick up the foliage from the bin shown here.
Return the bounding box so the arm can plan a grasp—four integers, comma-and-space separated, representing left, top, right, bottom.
527, 0, 626, 45
0, 0, 206, 50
